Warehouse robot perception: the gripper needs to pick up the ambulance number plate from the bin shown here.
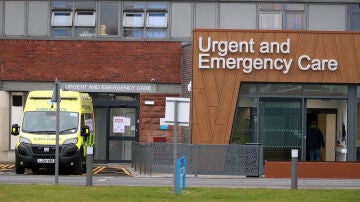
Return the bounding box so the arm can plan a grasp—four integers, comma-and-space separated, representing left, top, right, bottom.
37, 159, 55, 163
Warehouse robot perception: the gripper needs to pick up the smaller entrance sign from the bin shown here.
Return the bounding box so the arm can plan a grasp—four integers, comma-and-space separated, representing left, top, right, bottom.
176, 156, 187, 194
164, 97, 190, 126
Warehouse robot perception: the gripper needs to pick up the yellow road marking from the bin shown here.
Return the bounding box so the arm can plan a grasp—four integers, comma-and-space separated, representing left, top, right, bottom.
92, 166, 105, 174
119, 167, 132, 176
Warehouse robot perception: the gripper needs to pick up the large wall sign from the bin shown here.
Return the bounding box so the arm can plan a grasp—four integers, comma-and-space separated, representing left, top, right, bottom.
192, 30, 360, 144
198, 37, 338, 74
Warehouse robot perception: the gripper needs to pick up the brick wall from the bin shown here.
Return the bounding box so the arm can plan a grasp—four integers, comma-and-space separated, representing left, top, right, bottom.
0, 39, 181, 83
140, 93, 181, 143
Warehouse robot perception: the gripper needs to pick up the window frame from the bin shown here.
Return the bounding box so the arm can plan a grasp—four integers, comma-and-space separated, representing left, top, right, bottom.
259, 3, 306, 30
74, 10, 96, 27
146, 12, 168, 28
51, 11, 73, 27
123, 12, 145, 28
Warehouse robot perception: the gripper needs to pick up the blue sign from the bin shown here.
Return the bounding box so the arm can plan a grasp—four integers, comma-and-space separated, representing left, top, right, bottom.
176, 156, 187, 194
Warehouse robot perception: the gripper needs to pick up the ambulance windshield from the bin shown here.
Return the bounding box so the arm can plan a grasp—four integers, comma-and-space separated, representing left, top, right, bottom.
22, 111, 79, 134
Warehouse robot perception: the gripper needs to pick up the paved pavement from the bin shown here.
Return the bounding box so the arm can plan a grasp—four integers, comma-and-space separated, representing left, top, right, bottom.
1, 163, 360, 189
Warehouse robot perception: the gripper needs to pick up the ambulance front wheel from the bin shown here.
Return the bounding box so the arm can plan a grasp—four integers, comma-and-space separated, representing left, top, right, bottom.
15, 159, 25, 174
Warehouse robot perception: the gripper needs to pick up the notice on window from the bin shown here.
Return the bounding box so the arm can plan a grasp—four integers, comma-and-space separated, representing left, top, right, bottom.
113, 116, 131, 133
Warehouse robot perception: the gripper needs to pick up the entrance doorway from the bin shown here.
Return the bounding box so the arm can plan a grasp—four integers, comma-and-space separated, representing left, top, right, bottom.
92, 94, 139, 163
306, 99, 347, 161
306, 108, 336, 161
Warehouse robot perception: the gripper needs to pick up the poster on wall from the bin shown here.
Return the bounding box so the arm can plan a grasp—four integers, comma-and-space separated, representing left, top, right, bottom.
113, 116, 131, 133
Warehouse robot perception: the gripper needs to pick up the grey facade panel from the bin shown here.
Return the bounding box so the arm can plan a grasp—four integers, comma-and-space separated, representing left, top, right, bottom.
220, 3, 257, 29
4, 1, 25, 36
0, 1, 2, 35
309, 4, 346, 31
195, 3, 217, 28
181, 43, 192, 144
171, 3, 192, 38
28, 1, 49, 36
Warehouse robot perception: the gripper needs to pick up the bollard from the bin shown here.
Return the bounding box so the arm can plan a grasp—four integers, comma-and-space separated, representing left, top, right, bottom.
86, 146, 93, 186
291, 149, 298, 190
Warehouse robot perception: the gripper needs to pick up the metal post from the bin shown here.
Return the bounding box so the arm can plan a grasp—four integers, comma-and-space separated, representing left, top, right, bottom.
291, 149, 298, 190
173, 100, 178, 194
54, 80, 60, 185
86, 146, 93, 186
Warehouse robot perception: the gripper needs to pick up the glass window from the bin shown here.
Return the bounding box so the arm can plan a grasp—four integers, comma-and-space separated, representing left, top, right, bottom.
100, 2, 119, 36
348, 4, 360, 31
239, 83, 258, 96
260, 98, 302, 161
259, 13, 282, 29
123, 29, 143, 38
259, 84, 302, 96
123, 12, 144, 27
304, 85, 348, 97
52, 11, 73, 26
284, 13, 304, 30
146, 29, 167, 38
75, 0, 96, 9
51, 28, 72, 36
147, 2, 168, 10
75, 28, 95, 37
122, 1, 168, 38
259, 3, 305, 30
74, 11, 96, 27
51, 0, 73, 9
146, 12, 167, 27
124, 1, 145, 10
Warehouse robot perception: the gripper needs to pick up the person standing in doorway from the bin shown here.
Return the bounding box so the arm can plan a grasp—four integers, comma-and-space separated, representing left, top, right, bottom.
306, 121, 325, 161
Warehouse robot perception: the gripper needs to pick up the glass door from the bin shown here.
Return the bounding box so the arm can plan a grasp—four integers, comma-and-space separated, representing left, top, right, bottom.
259, 98, 303, 161
93, 93, 139, 163
109, 107, 137, 161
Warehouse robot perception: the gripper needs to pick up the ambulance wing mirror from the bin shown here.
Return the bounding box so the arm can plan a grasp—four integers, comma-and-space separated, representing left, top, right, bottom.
81, 125, 90, 137
11, 124, 20, 136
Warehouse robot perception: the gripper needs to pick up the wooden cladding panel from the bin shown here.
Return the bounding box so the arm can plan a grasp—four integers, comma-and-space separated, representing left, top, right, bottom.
192, 30, 360, 144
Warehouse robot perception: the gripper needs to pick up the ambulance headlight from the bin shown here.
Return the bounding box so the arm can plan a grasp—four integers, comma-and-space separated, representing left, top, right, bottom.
63, 137, 78, 145
19, 137, 31, 144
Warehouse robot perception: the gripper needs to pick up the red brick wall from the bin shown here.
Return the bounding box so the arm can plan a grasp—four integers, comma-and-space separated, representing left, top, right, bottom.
0, 39, 181, 83
140, 93, 180, 143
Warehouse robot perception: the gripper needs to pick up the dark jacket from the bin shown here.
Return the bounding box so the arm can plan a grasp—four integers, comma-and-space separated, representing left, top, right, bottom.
307, 126, 325, 150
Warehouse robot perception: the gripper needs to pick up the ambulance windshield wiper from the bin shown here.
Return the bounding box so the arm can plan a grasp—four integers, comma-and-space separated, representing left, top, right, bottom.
26, 130, 56, 134
60, 127, 78, 134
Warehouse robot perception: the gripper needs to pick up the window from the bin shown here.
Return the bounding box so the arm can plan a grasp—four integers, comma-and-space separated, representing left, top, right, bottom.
146, 12, 167, 27
99, 2, 119, 36
50, 0, 96, 37
52, 11, 73, 26
122, 1, 168, 38
123, 12, 144, 27
348, 4, 360, 31
74, 11, 96, 27
259, 3, 305, 30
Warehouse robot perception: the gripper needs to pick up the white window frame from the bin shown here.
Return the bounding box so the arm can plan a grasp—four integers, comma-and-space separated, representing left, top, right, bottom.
123, 12, 144, 27
74, 10, 96, 27
51, 11, 73, 27
146, 12, 167, 28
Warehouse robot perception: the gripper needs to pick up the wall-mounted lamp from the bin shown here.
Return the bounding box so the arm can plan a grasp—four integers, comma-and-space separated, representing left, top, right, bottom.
144, 100, 155, 105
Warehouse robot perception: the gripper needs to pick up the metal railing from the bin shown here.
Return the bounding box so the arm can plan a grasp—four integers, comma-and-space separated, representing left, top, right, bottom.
132, 142, 263, 177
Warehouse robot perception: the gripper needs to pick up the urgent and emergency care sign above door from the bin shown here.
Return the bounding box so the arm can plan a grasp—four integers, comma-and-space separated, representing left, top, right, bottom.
197, 35, 338, 74
191, 30, 360, 144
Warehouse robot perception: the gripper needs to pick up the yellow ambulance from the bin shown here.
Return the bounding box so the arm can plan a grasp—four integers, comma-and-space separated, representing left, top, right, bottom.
11, 90, 95, 175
